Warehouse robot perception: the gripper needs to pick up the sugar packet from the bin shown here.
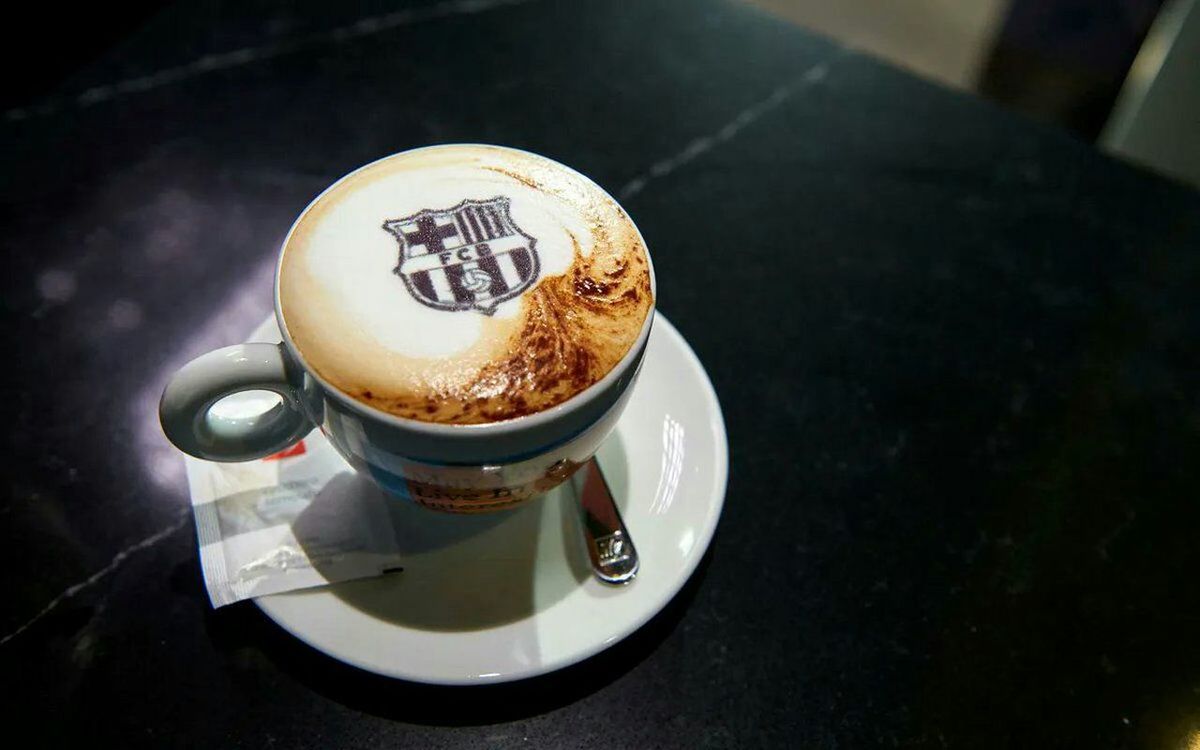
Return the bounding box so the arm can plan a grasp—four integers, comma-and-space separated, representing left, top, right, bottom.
183, 426, 404, 607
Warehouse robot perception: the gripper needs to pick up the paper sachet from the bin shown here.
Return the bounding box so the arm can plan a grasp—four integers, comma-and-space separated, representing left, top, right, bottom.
183, 432, 404, 607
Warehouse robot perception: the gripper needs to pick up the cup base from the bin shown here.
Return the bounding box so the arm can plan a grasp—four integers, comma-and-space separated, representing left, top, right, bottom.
368, 459, 585, 514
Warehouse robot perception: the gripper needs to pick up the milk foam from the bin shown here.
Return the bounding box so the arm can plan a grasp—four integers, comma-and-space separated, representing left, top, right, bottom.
279, 145, 654, 424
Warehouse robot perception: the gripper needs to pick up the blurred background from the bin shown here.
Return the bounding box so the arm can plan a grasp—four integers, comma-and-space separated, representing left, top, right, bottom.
748, 0, 1199, 187
5, 0, 1198, 187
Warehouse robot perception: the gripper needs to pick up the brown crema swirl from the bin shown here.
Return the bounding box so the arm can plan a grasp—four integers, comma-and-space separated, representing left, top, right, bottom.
353, 230, 652, 424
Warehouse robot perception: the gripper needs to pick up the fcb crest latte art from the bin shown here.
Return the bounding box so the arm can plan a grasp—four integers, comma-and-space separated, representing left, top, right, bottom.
278, 145, 654, 425
383, 196, 540, 316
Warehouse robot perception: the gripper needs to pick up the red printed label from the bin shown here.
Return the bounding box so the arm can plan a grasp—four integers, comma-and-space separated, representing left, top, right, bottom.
263, 441, 307, 461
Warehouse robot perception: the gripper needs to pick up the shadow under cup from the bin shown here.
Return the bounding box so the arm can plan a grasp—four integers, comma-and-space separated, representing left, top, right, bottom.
284, 321, 651, 514
287, 428, 630, 633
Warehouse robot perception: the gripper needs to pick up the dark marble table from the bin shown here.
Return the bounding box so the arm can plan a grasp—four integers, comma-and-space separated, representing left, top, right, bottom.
3, 1, 1199, 746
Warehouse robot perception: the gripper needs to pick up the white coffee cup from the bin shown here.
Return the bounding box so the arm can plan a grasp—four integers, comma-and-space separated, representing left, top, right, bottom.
160, 146, 655, 513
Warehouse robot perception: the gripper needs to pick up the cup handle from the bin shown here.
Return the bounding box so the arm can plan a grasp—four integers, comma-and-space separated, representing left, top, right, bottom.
159, 343, 314, 462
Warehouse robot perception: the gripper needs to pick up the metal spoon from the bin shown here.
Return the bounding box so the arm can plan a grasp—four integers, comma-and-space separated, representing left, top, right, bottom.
573, 457, 639, 584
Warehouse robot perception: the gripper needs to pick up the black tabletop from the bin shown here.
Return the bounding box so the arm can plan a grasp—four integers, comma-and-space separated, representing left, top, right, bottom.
4, 0, 1200, 746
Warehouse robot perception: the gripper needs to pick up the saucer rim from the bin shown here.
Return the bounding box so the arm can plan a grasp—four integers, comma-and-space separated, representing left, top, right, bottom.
253, 311, 728, 684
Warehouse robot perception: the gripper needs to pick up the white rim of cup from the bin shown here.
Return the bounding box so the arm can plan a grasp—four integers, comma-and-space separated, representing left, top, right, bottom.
272, 143, 658, 441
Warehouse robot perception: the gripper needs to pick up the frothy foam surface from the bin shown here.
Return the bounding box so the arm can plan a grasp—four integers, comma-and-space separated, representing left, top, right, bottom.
279, 145, 654, 424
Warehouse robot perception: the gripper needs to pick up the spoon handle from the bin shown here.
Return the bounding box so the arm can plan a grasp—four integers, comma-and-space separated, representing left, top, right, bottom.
575, 458, 639, 585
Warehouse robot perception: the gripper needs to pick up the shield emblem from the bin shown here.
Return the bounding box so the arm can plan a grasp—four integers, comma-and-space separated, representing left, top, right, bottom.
382, 197, 540, 315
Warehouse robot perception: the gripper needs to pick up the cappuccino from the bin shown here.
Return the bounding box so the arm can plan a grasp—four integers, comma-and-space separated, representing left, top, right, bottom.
279, 145, 654, 425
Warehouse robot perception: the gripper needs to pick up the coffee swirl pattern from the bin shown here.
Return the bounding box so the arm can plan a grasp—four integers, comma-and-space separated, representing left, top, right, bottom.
279, 146, 654, 425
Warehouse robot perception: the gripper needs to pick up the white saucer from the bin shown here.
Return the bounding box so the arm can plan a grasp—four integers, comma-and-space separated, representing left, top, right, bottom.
250, 313, 728, 685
